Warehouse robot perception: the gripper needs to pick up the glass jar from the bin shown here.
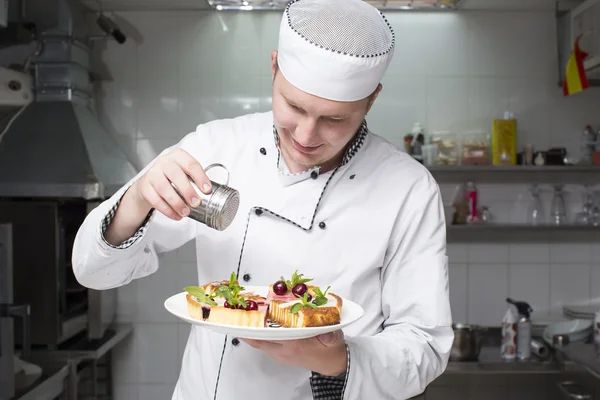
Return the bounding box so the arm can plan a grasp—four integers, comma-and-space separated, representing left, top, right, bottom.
461, 130, 491, 165
431, 131, 460, 165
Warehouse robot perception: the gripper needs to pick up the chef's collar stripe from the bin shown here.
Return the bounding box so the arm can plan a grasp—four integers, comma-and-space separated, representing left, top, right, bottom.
213, 122, 369, 394
272, 120, 368, 172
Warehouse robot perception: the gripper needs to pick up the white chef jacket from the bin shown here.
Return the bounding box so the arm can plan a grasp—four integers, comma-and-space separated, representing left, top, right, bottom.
72, 111, 453, 400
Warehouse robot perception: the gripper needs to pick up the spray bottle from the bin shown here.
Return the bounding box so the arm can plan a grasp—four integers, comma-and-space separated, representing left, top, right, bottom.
501, 302, 517, 360
507, 297, 533, 361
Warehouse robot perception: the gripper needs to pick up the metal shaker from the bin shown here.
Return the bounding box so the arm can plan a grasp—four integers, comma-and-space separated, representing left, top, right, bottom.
173, 163, 240, 231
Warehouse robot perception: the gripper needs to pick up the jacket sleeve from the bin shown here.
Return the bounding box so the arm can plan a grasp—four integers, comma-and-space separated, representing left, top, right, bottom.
343, 174, 453, 400
71, 141, 198, 291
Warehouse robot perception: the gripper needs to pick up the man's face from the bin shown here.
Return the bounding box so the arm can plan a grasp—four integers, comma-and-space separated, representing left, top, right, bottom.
270, 51, 381, 174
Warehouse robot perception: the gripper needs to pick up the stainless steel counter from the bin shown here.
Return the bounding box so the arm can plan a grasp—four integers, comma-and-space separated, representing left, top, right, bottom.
444, 346, 569, 375
26, 323, 132, 364
554, 341, 600, 379
13, 323, 133, 400
13, 361, 70, 400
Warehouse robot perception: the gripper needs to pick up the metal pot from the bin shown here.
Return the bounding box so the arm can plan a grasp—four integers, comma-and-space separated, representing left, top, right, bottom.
450, 323, 487, 361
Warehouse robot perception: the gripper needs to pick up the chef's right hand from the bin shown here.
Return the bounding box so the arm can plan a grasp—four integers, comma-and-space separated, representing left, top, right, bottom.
132, 148, 212, 221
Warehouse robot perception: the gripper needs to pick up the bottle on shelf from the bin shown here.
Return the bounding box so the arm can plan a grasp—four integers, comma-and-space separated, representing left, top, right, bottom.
506, 298, 533, 361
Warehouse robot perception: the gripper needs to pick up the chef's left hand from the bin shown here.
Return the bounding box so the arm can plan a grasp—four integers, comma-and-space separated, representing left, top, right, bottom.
241, 330, 347, 376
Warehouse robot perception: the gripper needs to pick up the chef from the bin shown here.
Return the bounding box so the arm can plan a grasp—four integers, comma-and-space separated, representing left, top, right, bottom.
72, 0, 453, 399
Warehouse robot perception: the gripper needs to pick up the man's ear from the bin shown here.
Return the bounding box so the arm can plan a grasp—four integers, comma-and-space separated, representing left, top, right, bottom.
366, 83, 382, 114
271, 50, 278, 79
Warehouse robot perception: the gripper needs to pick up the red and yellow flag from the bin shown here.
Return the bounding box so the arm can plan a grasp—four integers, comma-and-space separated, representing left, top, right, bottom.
563, 35, 589, 96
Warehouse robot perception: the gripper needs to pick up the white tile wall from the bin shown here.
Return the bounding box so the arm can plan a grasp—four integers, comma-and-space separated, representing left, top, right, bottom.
90, 7, 600, 398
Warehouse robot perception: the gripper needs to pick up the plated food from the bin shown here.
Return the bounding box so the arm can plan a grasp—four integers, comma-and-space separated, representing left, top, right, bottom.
184, 271, 342, 329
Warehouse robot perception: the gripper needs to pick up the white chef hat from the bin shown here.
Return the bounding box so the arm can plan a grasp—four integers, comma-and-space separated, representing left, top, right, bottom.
276, 0, 395, 102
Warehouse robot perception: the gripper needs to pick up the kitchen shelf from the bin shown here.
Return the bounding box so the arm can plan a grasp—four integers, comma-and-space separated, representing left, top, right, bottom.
447, 224, 600, 243
428, 165, 600, 185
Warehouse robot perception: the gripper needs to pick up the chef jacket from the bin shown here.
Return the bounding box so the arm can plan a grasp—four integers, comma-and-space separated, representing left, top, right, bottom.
72, 110, 453, 400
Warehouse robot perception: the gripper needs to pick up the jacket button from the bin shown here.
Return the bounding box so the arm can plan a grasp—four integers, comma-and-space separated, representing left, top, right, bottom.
260, 147, 267, 155
232, 338, 240, 346
255, 209, 263, 216
311, 171, 318, 179
349, 174, 356, 180
319, 221, 326, 229
243, 273, 251, 282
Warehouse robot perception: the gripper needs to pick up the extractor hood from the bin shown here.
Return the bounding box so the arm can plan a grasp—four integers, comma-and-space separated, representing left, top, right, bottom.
80, 0, 461, 11
206, 0, 462, 10
0, 0, 138, 200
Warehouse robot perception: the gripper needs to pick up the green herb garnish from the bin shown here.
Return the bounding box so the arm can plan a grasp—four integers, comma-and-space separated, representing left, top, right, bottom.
312, 285, 330, 306
184, 286, 217, 306
281, 270, 313, 291
214, 272, 247, 309
290, 292, 318, 314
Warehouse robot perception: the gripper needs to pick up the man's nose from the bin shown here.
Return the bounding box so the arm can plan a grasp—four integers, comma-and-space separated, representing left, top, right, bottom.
295, 117, 318, 145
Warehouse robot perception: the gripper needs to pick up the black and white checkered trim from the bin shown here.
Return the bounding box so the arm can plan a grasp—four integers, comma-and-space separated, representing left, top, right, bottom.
273, 120, 368, 173
100, 189, 154, 249
310, 343, 351, 400
284, 0, 395, 59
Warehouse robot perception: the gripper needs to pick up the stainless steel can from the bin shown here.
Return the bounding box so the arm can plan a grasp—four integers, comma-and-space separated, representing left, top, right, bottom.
173, 163, 240, 231
516, 316, 531, 360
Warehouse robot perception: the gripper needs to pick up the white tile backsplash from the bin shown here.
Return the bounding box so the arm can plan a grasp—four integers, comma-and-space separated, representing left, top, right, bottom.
448, 264, 468, 323
136, 258, 180, 324
509, 244, 550, 264
550, 244, 592, 264
508, 264, 551, 316
116, 280, 138, 323
137, 324, 180, 384
137, 81, 181, 140
139, 384, 177, 400
176, 241, 197, 264
112, 332, 139, 384
177, 323, 191, 363
447, 243, 468, 263
113, 384, 139, 400
589, 264, 600, 305
550, 264, 591, 315
468, 244, 509, 263
426, 77, 470, 133
94, 7, 600, 397
593, 244, 600, 262
468, 264, 509, 325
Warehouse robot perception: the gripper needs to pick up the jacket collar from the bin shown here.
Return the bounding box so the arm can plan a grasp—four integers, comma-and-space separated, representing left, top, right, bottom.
272, 120, 369, 186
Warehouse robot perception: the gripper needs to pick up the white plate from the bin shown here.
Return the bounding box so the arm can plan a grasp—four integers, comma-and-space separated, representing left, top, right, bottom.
542, 319, 593, 346
164, 286, 364, 340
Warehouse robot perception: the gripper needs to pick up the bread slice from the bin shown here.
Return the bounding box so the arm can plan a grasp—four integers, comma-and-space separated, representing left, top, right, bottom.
267, 285, 342, 328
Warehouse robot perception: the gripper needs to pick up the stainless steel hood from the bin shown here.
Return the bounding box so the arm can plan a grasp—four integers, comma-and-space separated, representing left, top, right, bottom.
0, 0, 138, 200
0, 97, 138, 200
